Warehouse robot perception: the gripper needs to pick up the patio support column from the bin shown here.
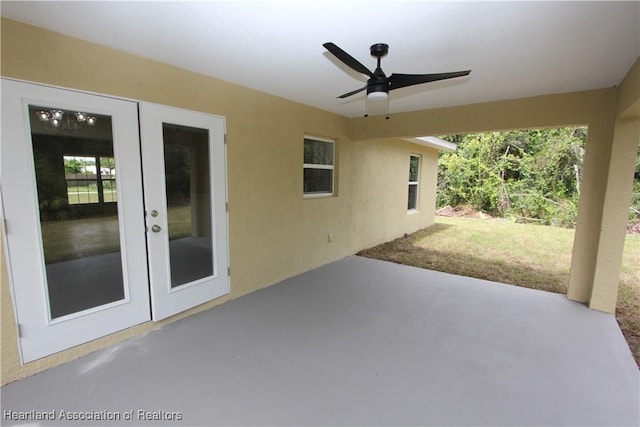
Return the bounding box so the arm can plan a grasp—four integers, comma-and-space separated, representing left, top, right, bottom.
588, 118, 639, 312
567, 119, 615, 306
568, 58, 640, 313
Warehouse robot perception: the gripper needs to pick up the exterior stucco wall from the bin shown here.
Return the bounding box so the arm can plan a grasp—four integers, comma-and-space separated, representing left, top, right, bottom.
2, 18, 638, 385
0, 19, 439, 384
589, 118, 639, 311
588, 58, 640, 311
616, 58, 640, 120
347, 72, 640, 313
348, 89, 620, 305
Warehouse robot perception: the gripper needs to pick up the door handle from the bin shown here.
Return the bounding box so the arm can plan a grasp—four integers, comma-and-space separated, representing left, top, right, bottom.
151, 224, 161, 233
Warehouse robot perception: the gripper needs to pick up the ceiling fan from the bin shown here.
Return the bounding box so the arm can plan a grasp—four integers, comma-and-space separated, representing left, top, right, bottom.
323, 42, 471, 117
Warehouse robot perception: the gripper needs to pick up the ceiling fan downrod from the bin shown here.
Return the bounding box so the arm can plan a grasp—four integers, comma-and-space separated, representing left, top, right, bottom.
365, 44, 391, 119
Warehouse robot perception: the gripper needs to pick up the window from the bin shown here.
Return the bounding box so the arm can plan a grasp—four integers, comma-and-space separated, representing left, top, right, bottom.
408, 154, 420, 210
64, 155, 117, 204
303, 136, 334, 197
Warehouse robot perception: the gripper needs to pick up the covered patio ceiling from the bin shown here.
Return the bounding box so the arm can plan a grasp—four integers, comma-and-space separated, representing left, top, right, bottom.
1, 1, 638, 118
2, 256, 637, 426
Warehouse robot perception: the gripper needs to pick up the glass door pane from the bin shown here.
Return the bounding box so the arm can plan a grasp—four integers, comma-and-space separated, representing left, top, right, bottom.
140, 102, 229, 321
163, 123, 214, 287
29, 105, 125, 319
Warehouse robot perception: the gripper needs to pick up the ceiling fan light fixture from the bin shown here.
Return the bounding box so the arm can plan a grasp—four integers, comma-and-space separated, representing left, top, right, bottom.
367, 91, 388, 102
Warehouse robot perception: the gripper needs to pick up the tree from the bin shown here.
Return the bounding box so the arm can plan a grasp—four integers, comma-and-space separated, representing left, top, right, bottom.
64, 157, 84, 174
630, 147, 640, 223
100, 157, 116, 176
437, 127, 587, 227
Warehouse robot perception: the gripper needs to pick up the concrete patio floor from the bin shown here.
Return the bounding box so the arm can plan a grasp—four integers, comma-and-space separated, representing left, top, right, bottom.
1, 256, 638, 426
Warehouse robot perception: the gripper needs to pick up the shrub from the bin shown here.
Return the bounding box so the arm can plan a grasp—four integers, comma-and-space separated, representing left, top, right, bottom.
438, 127, 585, 227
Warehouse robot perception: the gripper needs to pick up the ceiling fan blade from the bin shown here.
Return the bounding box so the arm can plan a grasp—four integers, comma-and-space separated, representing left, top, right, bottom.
323, 42, 375, 78
389, 70, 471, 91
337, 86, 367, 99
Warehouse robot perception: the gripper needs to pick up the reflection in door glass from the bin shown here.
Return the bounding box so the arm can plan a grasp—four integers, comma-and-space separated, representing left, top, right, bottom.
163, 123, 214, 287
29, 106, 125, 319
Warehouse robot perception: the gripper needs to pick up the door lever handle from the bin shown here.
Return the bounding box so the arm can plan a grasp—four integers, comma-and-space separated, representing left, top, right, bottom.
151, 224, 161, 233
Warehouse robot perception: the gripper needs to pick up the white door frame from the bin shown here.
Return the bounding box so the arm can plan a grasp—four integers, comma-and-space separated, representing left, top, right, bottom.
1, 79, 151, 363
139, 102, 230, 321
2, 80, 231, 362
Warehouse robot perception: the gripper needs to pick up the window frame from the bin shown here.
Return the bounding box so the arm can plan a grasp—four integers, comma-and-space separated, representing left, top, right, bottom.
408, 154, 420, 212
64, 155, 117, 205
303, 135, 335, 198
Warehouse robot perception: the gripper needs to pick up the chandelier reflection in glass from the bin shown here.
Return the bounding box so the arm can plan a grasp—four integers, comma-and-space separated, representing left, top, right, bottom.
36, 109, 97, 131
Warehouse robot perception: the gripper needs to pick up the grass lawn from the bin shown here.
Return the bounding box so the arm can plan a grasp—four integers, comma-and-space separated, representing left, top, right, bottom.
358, 215, 640, 367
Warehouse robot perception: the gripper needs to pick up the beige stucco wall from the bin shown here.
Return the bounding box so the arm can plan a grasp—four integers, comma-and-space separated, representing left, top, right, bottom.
587, 58, 640, 312
616, 58, 640, 120
589, 118, 639, 312
347, 67, 640, 314
348, 89, 614, 139
0, 19, 439, 384
2, 18, 638, 384
347, 88, 623, 306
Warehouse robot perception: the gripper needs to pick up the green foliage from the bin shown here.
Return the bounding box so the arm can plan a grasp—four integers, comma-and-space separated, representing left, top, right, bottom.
100, 156, 115, 168
630, 146, 640, 223
35, 152, 70, 221
164, 144, 191, 206
63, 157, 85, 174
437, 127, 588, 227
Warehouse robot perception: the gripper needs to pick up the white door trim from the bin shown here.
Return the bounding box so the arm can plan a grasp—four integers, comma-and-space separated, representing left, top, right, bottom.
1, 79, 151, 362
139, 102, 230, 321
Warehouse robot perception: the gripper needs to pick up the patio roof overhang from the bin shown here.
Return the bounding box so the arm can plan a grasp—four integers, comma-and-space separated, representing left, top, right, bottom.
403, 136, 457, 152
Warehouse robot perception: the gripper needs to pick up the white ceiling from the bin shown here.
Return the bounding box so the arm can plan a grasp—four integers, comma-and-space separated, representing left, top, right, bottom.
2, 1, 639, 118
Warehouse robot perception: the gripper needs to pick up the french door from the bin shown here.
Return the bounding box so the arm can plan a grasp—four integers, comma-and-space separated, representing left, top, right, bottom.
139, 103, 229, 321
1, 80, 229, 362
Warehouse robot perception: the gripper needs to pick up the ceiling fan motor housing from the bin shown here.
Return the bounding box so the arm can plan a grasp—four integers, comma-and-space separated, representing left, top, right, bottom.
367, 76, 389, 95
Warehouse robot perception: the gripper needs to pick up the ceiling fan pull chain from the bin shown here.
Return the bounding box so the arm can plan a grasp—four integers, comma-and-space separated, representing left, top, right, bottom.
386, 91, 390, 120
364, 93, 369, 117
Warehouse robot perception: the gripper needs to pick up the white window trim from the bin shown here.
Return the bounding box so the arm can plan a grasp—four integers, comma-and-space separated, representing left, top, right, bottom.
303, 135, 335, 198
408, 154, 420, 212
